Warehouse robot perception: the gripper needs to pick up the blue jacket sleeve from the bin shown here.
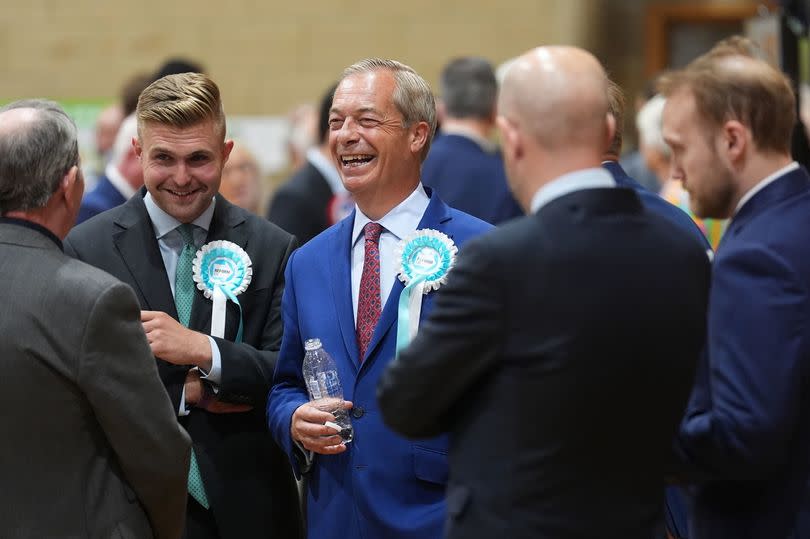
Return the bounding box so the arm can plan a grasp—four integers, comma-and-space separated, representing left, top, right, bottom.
676, 244, 808, 479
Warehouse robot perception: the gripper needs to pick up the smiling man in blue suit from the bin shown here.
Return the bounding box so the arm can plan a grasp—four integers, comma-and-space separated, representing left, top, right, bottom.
267, 58, 491, 539
662, 53, 810, 539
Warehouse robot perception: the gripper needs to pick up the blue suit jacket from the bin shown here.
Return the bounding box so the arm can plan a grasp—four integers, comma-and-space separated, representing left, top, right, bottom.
422, 133, 522, 225
676, 166, 810, 538
604, 161, 709, 250
267, 191, 491, 539
76, 175, 127, 225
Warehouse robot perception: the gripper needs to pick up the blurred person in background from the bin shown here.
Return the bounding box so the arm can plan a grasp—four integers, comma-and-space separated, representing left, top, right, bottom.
267, 84, 352, 244
76, 113, 143, 224
220, 142, 263, 215
422, 56, 522, 225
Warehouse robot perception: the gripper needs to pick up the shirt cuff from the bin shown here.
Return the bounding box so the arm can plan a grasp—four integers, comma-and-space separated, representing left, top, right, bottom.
200, 335, 222, 390
178, 384, 190, 417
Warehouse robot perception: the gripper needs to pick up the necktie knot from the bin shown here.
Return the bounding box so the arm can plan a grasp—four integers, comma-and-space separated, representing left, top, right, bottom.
176, 223, 197, 246
363, 222, 383, 244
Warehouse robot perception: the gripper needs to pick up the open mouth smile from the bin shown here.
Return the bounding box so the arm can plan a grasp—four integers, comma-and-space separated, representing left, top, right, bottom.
340, 154, 375, 167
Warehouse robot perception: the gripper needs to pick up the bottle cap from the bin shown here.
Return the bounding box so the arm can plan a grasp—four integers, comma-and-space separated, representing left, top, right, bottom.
304, 338, 322, 351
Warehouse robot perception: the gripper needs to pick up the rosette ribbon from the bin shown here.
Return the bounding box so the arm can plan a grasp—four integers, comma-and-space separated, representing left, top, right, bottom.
192, 241, 253, 343
394, 230, 457, 355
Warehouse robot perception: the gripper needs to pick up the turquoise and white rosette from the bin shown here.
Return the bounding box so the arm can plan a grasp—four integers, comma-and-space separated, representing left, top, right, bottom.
395, 229, 457, 355
192, 240, 252, 343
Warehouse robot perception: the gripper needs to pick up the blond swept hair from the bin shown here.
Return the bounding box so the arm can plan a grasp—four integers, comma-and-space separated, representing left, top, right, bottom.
342, 58, 437, 160
136, 72, 226, 140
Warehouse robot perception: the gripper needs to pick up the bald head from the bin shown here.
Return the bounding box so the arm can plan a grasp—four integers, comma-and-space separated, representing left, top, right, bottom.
499, 46, 611, 149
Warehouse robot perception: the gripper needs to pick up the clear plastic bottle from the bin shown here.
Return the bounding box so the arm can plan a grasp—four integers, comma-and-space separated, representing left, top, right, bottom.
302, 338, 353, 443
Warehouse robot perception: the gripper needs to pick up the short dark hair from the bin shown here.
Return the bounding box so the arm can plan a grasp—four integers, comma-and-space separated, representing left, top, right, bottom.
154, 57, 205, 81
440, 57, 497, 119
0, 99, 79, 212
318, 83, 338, 145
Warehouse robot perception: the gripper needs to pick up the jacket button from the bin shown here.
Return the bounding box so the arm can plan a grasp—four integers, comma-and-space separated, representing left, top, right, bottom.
351, 406, 365, 419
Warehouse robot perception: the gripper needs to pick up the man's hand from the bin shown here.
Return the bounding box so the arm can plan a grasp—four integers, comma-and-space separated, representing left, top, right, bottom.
141, 310, 212, 371
184, 370, 252, 414
292, 401, 353, 455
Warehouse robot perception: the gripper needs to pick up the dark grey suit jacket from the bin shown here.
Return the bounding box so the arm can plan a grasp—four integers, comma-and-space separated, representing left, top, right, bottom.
379, 186, 711, 539
0, 220, 191, 539
65, 191, 303, 538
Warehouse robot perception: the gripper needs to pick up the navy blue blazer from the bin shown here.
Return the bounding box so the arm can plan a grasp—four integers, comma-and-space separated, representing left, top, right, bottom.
422, 133, 522, 225
76, 175, 127, 225
267, 190, 491, 539
676, 166, 810, 538
604, 161, 709, 250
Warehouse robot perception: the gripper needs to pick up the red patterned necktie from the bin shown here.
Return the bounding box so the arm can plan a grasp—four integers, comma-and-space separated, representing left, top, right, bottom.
356, 222, 383, 361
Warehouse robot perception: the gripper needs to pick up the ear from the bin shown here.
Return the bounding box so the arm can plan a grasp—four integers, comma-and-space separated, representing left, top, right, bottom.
409, 122, 429, 155
61, 165, 82, 212
496, 115, 522, 161
132, 136, 142, 159
222, 139, 235, 163
720, 120, 748, 164
605, 112, 617, 153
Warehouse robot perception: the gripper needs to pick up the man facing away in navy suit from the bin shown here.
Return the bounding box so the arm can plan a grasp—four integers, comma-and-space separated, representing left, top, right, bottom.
378, 46, 710, 539
421, 57, 522, 225
662, 52, 810, 539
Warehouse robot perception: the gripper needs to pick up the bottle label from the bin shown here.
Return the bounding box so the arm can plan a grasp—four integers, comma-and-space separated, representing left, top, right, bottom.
318, 370, 341, 397
306, 376, 323, 400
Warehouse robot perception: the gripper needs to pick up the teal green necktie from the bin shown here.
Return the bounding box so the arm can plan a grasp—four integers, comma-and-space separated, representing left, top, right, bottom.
174, 224, 210, 510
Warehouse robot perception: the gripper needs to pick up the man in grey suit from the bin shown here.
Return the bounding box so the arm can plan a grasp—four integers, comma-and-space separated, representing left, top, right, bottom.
0, 99, 191, 539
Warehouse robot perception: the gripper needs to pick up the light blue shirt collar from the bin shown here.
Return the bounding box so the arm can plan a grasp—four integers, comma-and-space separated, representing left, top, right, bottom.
144, 191, 217, 240
530, 167, 615, 214
351, 183, 430, 245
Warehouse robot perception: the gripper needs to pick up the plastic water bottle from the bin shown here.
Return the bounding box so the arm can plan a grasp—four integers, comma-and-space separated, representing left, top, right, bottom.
302, 338, 353, 443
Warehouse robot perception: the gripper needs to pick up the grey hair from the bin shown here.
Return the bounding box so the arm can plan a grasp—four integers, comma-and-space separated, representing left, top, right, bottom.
440, 57, 497, 119
342, 58, 437, 160
0, 99, 79, 213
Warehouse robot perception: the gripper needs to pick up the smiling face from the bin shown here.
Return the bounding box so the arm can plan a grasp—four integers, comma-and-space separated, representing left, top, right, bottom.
662, 88, 736, 219
328, 69, 427, 218
135, 118, 233, 223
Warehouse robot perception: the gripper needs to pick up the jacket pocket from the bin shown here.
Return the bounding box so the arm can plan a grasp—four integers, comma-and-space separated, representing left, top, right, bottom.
412, 444, 448, 485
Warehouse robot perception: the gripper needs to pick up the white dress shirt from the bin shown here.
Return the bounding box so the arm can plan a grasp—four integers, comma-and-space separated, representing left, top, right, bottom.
350, 184, 431, 323
144, 192, 222, 414
734, 161, 799, 216
105, 162, 137, 200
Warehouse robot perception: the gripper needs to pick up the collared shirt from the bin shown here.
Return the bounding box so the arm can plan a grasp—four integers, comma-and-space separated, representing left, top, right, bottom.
530, 167, 616, 214
144, 192, 221, 413
734, 161, 800, 216
0, 217, 62, 250
105, 162, 137, 200
350, 184, 430, 323
307, 147, 346, 196
440, 124, 498, 154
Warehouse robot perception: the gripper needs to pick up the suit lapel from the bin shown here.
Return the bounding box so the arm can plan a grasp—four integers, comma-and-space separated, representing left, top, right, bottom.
723, 167, 810, 247
329, 212, 361, 369
112, 193, 177, 317
361, 193, 453, 369
188, 198, 248, 337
